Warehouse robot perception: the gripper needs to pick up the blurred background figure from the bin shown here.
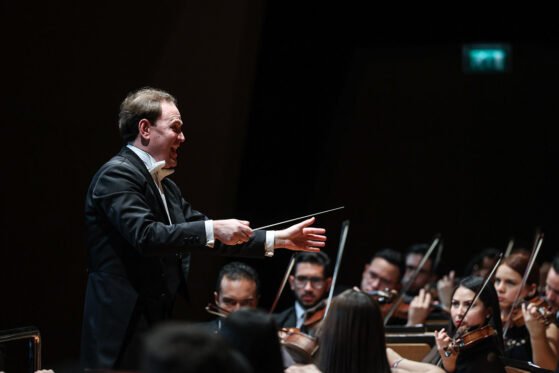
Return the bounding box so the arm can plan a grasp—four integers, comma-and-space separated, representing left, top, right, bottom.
220, 309, 285, 373
141, 322, 251, 373
202, 261, 260, 333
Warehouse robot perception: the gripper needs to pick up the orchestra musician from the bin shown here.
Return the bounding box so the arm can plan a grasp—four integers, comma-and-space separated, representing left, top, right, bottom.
536, 254, 559, 371
434, 276, 506, 373
200, 261, 260, 333
317, 288, 445, 373
544, 255, 559, 319
360, 248, 404, 295
493, 252, 558, 368
273, 252, 333, 335
403, 243, 451, 327
402, 243, 437, 297
361, 247, 448, 327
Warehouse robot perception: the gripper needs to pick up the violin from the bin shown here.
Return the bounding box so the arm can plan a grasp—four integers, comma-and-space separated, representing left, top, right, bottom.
277, 300, 325, 364
278, 327, 319, 363
444, 325, 497, 356
301, 300, 326, 330
510, 296, 554, 327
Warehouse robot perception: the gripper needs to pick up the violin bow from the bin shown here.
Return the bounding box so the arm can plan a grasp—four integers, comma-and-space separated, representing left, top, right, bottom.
504, 237, 515, 258
383, 234, 441, 325
502, 231, 544, 337
323, 220, 350, 319
269, 254, 296, 314
434, 238, 444, 273
254, 206, 344, 230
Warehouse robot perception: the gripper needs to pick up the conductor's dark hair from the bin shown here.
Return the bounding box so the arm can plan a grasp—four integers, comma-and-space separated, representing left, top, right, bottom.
119, 87, 177, 143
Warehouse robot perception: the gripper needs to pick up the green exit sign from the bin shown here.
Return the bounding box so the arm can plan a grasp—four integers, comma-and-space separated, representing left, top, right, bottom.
463, 43, 511, 73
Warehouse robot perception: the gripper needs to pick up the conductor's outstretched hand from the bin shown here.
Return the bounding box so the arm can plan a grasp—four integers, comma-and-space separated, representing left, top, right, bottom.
274, 217, 326, 252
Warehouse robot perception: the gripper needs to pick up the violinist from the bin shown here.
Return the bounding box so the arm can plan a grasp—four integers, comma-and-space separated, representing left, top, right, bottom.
464, 248, 501, 278
493, 252, 558, 368
361, 248, 415, 325
403, 244, 437, 297
532, 254, 559, 371
273, 252, 332, 335
544, 255, 559, 316
403, 244, 451, 326
434, 276, 506, 373
317, 289, 445, 373
201, 261, 260, 333
361, 248, 404, 295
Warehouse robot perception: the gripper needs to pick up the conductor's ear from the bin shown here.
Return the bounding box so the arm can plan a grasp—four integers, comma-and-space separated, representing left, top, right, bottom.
138, 119, 152, 139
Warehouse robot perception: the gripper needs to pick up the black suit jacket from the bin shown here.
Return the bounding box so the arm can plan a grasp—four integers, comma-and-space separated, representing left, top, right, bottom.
273, 306, 298, 330
81, 147, 267, 369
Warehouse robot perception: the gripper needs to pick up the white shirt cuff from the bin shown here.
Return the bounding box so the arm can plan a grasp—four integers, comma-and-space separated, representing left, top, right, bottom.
205, 220, 215, 248
265, 231, 275, 257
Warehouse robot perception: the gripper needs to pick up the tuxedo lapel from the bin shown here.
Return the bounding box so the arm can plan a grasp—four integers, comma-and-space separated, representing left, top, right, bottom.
118, 147, 171, 224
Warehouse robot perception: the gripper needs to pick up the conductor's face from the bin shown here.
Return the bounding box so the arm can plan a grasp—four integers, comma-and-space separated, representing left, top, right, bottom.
146, 101, 185, 168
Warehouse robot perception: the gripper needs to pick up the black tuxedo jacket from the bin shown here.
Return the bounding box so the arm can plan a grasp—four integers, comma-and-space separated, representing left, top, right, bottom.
81, 147, 266, 369
273, 306, 298, 329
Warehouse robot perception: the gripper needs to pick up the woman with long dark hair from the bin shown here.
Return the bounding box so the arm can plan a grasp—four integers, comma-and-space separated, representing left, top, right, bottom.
318, 289, 444, 373
435, 276, 506, 373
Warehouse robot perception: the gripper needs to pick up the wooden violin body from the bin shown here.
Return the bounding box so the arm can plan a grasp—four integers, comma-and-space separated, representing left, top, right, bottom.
445, 325, 497, 356
278, 327, 319, 364
509, 296, 554, 327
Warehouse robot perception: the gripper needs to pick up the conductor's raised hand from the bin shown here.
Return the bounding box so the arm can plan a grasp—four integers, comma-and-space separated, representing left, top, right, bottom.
274, 217, 326, 252
213, 219, 253, 245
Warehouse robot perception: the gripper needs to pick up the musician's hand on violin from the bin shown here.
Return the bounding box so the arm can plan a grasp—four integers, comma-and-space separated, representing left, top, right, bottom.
434, 328, 452, 355
407, 288, 432, 326
437, 270, 455, 312
523, 302, 547, 338
435, 328, 457, 372
274, 217, 326, 252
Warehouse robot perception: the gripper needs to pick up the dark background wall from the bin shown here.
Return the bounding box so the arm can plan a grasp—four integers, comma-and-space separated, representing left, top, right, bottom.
1, 3, 558, 370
